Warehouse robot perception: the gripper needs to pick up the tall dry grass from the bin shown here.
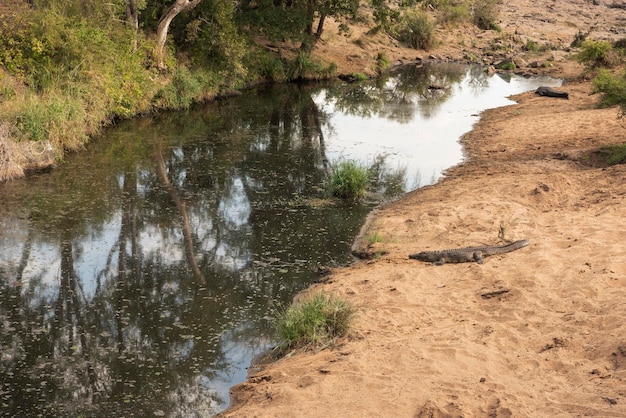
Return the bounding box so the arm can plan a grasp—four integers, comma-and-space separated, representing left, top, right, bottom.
0, 122, 24, 181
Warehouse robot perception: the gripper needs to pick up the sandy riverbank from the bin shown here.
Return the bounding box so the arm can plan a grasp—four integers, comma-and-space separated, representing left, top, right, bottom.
219, 1, 626, 416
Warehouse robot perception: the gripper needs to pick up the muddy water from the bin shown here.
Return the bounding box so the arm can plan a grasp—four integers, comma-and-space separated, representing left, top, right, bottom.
0, 64, 559, 417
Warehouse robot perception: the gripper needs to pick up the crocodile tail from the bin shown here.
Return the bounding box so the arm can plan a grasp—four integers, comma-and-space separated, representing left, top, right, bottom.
491, 239, 530, 254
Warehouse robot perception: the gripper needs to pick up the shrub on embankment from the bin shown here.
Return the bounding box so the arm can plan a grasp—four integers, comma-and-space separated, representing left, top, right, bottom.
0, 7, 229, 154
576, 37, 626, 162
1, 11, 142, 147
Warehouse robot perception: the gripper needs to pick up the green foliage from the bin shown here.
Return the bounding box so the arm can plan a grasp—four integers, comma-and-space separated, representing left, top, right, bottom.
592, 69, 626, 111
274, 292, 354, 354
375, 51, 391, 73
577, 40, 622, 68
603, 143, 626, 165
238, 0, 358, 51
287, 52, 336, 80
152, 66, 216, 109
371, 0, 424, 30
31, 0, 127, 22
172, 0, 248, 82
351, 72, 369, 81
328, 160, 370, 201
571, 30, 588, 48
436, 1, 471, 25
429, 0, 499, 29
365, 231, 384, 244
0, 14, 52, 82
391, 10, 435, 50
473, 0, 500, 31
0, 8, 153, 145
464, 52, 480, 63
496, 60, 516, 70
246, 48, 288, 82
0, 85, 16, 100
237, 1, 309, 44
10, 93, 87, 148
0, 1, 251, 151
523, 40, 540, 51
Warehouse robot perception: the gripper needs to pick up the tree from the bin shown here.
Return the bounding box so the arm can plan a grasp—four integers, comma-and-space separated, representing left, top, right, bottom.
300, 0, 359, 52
155, 0, 202, 70
370, 0, 424, 30
125, 0, 140, 51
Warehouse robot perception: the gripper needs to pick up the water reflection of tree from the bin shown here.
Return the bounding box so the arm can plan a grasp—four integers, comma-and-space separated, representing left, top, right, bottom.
367, 154, 407, 198
155, 140, 207, 284
326, 63, 485, 121
0, 260, 59, 417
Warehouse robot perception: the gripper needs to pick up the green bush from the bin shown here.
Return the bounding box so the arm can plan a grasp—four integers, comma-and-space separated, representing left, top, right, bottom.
571, 30, 588, 48
275, 293, 354, 354
12, 94, 87, 148
592, 69, 626, 110
0, 9, 154, 149
0, 0, 268, 160
577, 39, 622, 68
375, 51, 391, 73
0, 15, 52, 81
248, 49, 287, 82
351, 72, 369, 81
473, 0, 501, 31
523, 40, 539, 51
391, 10, 435, 50
496, 60, 516, 70
328, 160, 370, 201
438, 2, 471, 25
152, 66, 217, 109
287, 52, 337, 81
604, 144, 626, 165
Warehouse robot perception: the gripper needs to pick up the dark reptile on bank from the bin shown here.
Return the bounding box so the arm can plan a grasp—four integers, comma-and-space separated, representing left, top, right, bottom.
409, 239, 530, 265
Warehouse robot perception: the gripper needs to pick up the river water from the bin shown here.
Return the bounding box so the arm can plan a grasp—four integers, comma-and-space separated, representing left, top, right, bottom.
0, 64, 559, 417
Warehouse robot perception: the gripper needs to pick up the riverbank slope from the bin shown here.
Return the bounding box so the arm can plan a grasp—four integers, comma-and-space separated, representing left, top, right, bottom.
221, 1, 626, 417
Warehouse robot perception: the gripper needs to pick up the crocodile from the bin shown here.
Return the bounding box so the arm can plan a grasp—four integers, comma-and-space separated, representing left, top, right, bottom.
535, 86, 569, 99
408, 239, 530, 265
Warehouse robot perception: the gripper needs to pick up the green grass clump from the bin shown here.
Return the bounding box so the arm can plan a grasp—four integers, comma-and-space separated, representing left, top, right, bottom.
365, 231, 384, 244
351, 72, 369, 81
375, 51, 391, 74
497, 61, 516, 70
523, 40, 539, 51
328, 160, 370, 201
275, 293, 355, 354
588, 143, 626, 166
